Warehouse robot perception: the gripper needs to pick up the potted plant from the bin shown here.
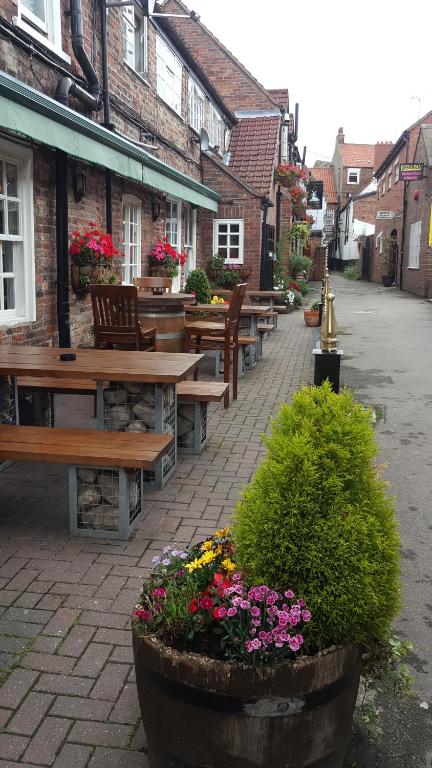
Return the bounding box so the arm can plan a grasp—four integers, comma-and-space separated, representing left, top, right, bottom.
274, 163, 308, 189
206, 254, 225, 281
184, 268, 211, 304
303, 300, 320, 326
149, 237, 187, 278
69, 223, 123, 296
132, 383, 401, 768
216, 267, 241, 289
382, 234, 397, 287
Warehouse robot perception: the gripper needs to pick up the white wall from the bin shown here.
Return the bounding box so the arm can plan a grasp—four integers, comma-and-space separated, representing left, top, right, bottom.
338, 203, 375, 261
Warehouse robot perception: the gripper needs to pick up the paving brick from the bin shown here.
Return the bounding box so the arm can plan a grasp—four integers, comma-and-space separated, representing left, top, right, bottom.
109, 645, 133, 664
21, 653, 75, 675
89, 747, 150, 768
53, 743, 92, 768
36, 595, 64, 611
0, 669, 39, 709
32, 637, 61, 654
93, 629, 131, 646
0, 636, 30, 654
35, 674, 94, 697
2, 608, 53, 625
80, 564, 112, 586
0, 733, 30, 760
78, 612, 127, 630
93, 577, 126, 600
109, 683, 140, 724
0, 591, 21, 607
0, 560, 30, 580
51, 583, 97, 597
59, 626, 96, 658
6, 571, 40, 592
23, 717, 72, 765
7, 692, 54, 736
63, 597, 113, 613
90, 663, 129, 701
0, 707, 12, 727
50, 695, 112, 722
110, 589, 139, 615
13, 594, 42, 609
42, 609, 81, 638
73, 643, 112, 678
0, 651, 16, 669
67, 720, 131, 748
129, 721, 147, 751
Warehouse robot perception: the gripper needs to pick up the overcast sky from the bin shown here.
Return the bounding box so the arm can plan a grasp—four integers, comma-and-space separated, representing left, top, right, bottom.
184, 0, 432, 165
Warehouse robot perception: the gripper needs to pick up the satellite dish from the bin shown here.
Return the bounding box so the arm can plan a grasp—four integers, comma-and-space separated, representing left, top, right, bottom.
199, 128, 209, 152
142, 0, 155, 16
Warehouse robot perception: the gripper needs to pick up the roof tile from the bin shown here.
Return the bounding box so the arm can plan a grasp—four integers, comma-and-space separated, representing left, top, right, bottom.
311, 166, 337, 204
228, 116, 280, 195
339, 144, 375, 167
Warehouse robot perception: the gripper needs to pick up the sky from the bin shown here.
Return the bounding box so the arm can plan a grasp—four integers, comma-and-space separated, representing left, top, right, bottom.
181, 0, 432, 165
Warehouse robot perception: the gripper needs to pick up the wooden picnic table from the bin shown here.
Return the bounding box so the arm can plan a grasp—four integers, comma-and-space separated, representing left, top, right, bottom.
212, 289, 283, 308
0, 346, 203, 487
185, 304, 272, 364
137, 292, 196, 354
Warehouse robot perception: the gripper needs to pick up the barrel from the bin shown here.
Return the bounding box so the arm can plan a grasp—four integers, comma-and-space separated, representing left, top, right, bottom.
137, 298, 186, 352
133, 632, 361, 768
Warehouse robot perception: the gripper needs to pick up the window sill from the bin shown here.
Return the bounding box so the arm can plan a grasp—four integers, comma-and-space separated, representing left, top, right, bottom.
156, 94, 183, 121
0, 315, 33, 330
13, 17, 71, 64
123, 61, 150, 88
407, 266, 419, 270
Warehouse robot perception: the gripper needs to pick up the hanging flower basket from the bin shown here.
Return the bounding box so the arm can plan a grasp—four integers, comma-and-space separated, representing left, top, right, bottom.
71, 265, 118, 296
69, 223, 123, 298
149, 237, 187, 279
274, 163, 308, 189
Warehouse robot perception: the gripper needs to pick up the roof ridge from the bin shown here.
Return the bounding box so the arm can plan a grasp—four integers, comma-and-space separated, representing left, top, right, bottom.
161, 0, 282, 110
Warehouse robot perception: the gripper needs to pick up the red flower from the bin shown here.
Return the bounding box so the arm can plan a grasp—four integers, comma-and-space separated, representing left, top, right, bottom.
199, 596, 214, 611
212, 607, 226, 621
188, 598, 198, 615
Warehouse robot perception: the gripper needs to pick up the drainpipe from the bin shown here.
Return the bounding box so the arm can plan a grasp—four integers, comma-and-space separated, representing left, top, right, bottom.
100, 0, 113, 233
56, 0, 101, 110
56, 150, 71, 348
399, 138, 410, 290
275, 108, 285, 246
260, 197, 270, 290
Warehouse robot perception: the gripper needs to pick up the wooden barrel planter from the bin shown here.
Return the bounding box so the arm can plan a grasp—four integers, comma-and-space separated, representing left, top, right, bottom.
132, 633, 361, 768
137, 298, 186, 353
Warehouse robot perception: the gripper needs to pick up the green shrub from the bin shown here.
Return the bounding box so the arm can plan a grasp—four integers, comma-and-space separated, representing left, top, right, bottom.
343, 262, 361, 280
216, 270, 240, 289
184, 269, 211, 303
297, 279, 310, 296
233, 382, 400, 651
289, 253, 312, 278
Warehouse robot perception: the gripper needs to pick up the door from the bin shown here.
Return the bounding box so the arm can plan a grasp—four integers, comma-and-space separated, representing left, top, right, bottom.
182, 206, 197, 287
361, 237, 371, 281
165, 199, 181, 292
260, 223, 275, 290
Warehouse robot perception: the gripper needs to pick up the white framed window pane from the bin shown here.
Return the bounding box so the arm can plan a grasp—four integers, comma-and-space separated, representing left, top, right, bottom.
22, 0, 46, 21
156, 36, 182, 114
408, 221, 421, 268
0, 201, 4, 235
214, 219, 244, 263
123, 12, 135, 68
3, 278, 15, 310
2, 245, 14, 272
0, 161, 3, 194
122, 199, 141, 283
8, 202, 20, 235
218, 235, 227, 246
218, 223, 227, 233
6, 163, 18, 197
230, 234, 239, 246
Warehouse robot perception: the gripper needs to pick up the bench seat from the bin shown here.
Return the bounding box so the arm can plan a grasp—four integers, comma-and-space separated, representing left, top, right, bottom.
17, 377, 99, 393
257, 324, 275, 333
177, 382, 228, 455
0, 425, 173, 540
176, 381, 228, 403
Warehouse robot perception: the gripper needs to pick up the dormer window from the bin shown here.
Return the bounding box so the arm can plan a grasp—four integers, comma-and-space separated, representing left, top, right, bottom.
188, 79, 204, 134
123, 3, 147, 77
347, 168, 360, 184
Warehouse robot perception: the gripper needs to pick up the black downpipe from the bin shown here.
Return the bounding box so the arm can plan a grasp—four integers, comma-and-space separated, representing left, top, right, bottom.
399, 140, 410, 290
70, 0, 100, 97
100, 0, 113, 233
260, 198, 269, 290
55, 77, 99, 110
56, 151, 71, 348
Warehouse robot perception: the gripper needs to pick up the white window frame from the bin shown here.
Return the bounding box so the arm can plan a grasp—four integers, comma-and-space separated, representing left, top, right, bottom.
382, 179, 386, 194
394, 162, 399, 183
122, 195, 141, 285
122, 3, 147, 78
208, 104, 222, 148
188, 77, 204, 134
14, 0, 70, 63
347, 167, 360, 184
281, 124, 289, 163
0, 139, 35, 327
213, 219, 244, 264
408, 220, 421, 269
182, 204, 197, 284
165, 197, 181, 291
156, 35, 182, 115
376, 232, 383, 255
387, 168, 392, 190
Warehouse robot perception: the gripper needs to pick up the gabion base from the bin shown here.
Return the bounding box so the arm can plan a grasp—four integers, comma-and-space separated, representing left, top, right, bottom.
69, 465, 143, 540
177, 401, 207, 455
0, 376, 18, 472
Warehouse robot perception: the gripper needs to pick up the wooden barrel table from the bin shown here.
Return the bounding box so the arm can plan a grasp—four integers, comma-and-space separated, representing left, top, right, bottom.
137, 293, 196, 353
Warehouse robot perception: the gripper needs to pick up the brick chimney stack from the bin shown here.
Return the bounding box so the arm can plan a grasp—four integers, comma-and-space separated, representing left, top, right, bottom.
373, 141, 394, 171
337, 127, 345, 144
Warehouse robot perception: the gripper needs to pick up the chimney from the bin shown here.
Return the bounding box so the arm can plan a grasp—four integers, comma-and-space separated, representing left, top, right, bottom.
337, 127, 345, 144
373, 141, 394, 172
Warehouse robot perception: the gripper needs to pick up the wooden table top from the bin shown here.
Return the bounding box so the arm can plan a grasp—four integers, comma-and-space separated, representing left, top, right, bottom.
0, 347, 203, 383
186, 304, 271, 316
212, 289, 282, 298
137, 292, 196, 305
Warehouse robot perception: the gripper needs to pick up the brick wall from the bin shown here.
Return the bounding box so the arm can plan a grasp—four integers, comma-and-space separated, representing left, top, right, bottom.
402, 134, 432, 297
353, 194, 376, 226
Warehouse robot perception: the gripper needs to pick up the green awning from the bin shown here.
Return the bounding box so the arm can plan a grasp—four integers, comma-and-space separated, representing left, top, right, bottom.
0, 72, 219, 212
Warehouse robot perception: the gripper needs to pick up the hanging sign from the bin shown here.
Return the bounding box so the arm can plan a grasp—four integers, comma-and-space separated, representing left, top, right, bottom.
399, 163, 424, 181
377, 211, 395, 220
306, 181, 323, 209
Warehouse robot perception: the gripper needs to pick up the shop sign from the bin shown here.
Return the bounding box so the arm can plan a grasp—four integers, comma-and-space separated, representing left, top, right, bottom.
399, 163, 424, 181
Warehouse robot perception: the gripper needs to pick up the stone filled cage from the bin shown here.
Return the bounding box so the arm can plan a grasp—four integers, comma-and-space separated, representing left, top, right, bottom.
70, 465, 142, 539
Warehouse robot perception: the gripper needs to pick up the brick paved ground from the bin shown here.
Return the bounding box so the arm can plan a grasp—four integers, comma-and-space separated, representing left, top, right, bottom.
0, 306, 315, 767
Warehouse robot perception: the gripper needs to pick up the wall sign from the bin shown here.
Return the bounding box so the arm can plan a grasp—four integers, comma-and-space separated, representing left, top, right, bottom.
399, 163, 424, 181
306, 181, 323, 209
376, 211, 395, 220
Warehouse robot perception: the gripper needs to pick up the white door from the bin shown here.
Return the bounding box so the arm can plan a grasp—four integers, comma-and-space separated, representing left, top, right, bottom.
165, 199, 181, 292
182, 206, 197, 286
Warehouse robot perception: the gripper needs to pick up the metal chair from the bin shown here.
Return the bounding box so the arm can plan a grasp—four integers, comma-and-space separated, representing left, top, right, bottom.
90, 284, 155, 351
184, 283, 247, 408
133, 277, 173, 293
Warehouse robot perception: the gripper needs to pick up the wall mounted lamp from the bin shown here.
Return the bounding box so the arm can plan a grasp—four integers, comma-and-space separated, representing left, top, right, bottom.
151, 195, 161, 221
72, 165, 87, 203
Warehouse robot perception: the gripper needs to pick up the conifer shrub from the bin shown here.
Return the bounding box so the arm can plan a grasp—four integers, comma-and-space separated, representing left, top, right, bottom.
233, 382, 400, 651
184, 268, 211, 304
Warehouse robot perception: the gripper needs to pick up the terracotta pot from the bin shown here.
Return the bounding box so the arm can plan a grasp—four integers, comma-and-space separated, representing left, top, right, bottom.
133, 632, 361, 768
304, 309, 320, 327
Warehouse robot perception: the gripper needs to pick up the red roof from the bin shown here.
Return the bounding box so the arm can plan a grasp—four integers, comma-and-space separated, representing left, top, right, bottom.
312, 166, 337, 204
339, 144, 375, 167
267, 89, 289, 108
228, 116, 280, 195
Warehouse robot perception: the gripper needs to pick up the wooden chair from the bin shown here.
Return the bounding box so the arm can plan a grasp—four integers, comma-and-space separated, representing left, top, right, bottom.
184, 283, 247, 408
90, 284, 156, 351
133, 277, 172, 293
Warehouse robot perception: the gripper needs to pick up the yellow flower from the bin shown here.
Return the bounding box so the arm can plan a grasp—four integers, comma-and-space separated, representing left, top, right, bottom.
201, 540, 213, 551
214, 526, 230, 538
185, 558, 202, 573
200, 550, 217, 565
222, 558, 236, 573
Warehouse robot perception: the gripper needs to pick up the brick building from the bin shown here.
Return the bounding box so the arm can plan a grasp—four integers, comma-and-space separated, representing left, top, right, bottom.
371, 111, 432, 287
310, 164, 337, 267
160, 0, 293, 290
338, 180, 377, 265
0, 0, 236, 346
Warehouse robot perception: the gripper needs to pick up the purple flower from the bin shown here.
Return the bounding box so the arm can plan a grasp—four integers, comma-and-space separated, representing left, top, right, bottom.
233, 572, 242, 581
245, 640, 255, 652
289, 636, 301, 652
301, 610, 312, 622
250, 606, 261, 618
227, 607, 237, 617
240, 600, 251, 610
284, 590, 294, 599
252, 619, 261, 627
297, 598, 306, 607
152, 555, 160, 565
266, 590, 279, 606
161, 558, 170, 566
231, 596, 242, 607
252, 638, 262, 650
233, 584, 244, 595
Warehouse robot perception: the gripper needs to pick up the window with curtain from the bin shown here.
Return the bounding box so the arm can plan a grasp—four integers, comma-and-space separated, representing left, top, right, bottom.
122, 197, 141, 284
408, 221, 421, 269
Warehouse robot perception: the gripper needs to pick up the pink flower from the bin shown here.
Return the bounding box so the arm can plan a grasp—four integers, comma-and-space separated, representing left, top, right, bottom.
227, 607, 237, 617
151, 588, 166, 598
132, 608, 151, 621
301, 610, 312, 622
284, 590, 295, 599
250, 606, 261, 618
200, 596, 214, 611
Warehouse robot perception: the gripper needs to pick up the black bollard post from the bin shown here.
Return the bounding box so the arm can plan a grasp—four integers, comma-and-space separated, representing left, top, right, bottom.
313, 350, 343, 393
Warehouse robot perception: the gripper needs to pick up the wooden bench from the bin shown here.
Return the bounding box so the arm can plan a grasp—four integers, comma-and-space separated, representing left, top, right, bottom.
205, 336, 258, 378
258, 310, 278, 332
17, 376, 101, 426
0, 425, 173, 540
256, 324, 275, 359
176, 381, 228, 454
274, 304, 288, 313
